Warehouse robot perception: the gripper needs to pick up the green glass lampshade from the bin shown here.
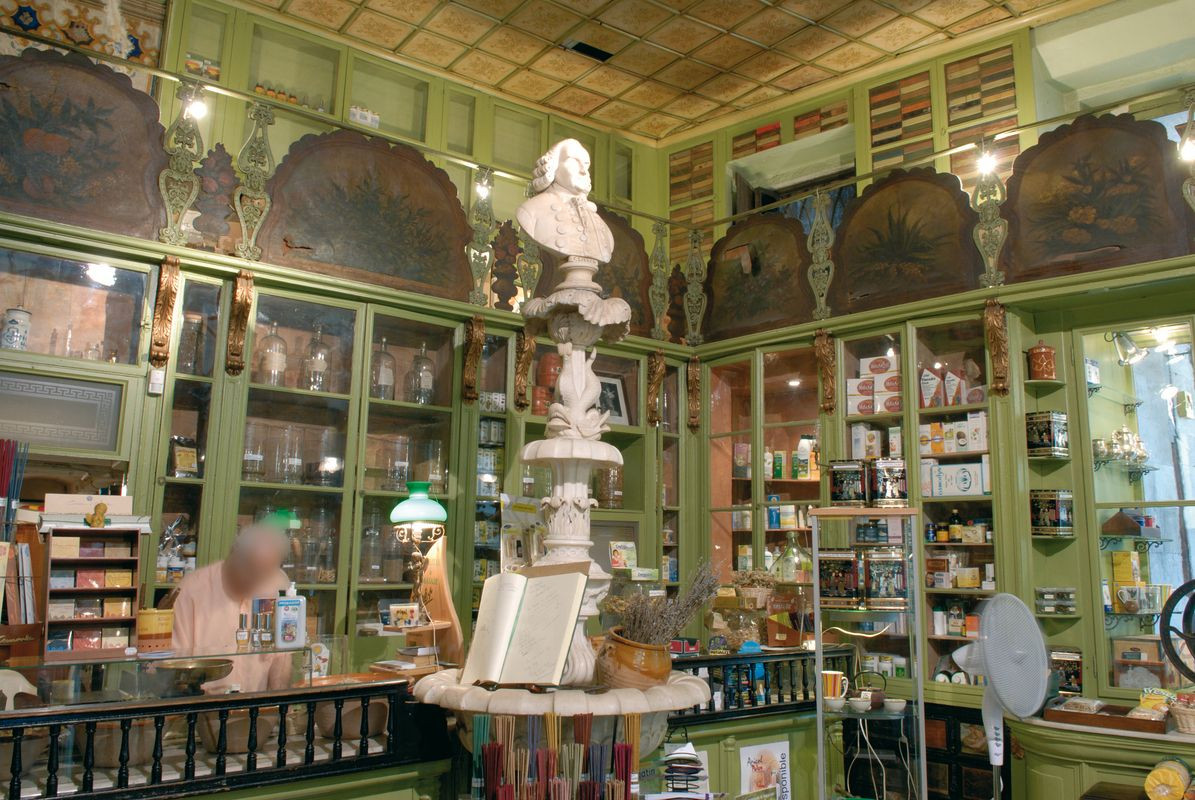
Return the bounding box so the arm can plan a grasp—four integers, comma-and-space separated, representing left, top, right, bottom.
389, 481, 447, 524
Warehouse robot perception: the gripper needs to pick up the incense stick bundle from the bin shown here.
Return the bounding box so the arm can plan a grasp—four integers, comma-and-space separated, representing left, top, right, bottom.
483, 742, 504, 798
613, 743, 632, 800
472, 714, 491, 800
493, 715, 517, 785
604, 779, 625, 800
622, 711, 641, 799
544, 712, 560, 755
573, 712, 593, 747
548, 777, 569, 800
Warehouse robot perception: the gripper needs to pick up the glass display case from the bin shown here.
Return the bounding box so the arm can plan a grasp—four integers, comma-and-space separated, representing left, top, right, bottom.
247, 23, 340, 116
181, 1, 228, 85
842, 331, 904, 458
660, 363, 681, 593
348, 56, 429, 141
471, 334, 510, 621
812, 507, 927, 800
709, 358, 753, 584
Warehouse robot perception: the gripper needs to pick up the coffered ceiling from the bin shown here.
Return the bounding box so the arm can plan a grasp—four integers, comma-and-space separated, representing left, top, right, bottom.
257, 0, 1095, 140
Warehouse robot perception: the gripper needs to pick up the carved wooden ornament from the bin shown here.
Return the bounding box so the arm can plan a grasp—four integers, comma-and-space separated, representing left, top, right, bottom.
984, 299, 1010, 396
814, 329, 836, 414
687, 354, 701, 432
462, 315, 485, 404
513, 328, 535, 412
225, 269, 254, 376
646, 350, 666, 427
149, 257, 180, 369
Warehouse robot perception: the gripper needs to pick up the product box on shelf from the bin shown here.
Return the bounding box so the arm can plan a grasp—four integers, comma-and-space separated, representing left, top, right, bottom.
105, 569, 133, 588
103, 598, 132, 617
851, 425, 882, 459
75, 568, 105, 588
104, 542, 132, 557
73, 627, 102, 650
1084, 357, 1101, 387
847, 377, 874, 397
956, 567, 981, 588
1111, 635, 1163, 662
1110, 551, 1141, 584
875, 370, 902, 394
918, 368, 944, 408
79, 539, 106, 558
888, 427, 903, 458
943, 370, 966, 406
846, 394, 875, 416
732, 443, 751, 478
48, 599, 75, 620
101, 627, 129, 649
929, 463, 986, 496
51, 536, 80, 558
75, 598, 102, 618
918, 423, 942, 455
874, 391, 902, 414
860, 356, 897, 375
49, 568, 75, 589
967, 411, 988, 452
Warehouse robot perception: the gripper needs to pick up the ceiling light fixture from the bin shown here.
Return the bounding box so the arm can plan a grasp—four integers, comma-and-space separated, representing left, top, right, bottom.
185, 97, 208, 120
787, 378, 801, 388
1107, 331, 1149, 366
85, 262, 117, 287
976, 150, 998, 175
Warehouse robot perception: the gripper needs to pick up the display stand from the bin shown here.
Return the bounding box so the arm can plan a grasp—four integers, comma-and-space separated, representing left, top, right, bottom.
811, 507, 928, 800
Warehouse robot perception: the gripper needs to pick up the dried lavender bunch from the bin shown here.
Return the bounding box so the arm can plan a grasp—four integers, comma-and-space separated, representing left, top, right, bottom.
617, 561, 720, 646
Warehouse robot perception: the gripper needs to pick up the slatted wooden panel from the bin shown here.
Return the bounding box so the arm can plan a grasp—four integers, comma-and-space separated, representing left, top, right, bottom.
731, 121, 782, 160
793, 99, 849, 142
945, 46, 1016, 126
668, 141, 714, 206
949, 116, 1020, 194
871, 136, 936, 174
669, 199, 714, 265
868, 71, 932, 150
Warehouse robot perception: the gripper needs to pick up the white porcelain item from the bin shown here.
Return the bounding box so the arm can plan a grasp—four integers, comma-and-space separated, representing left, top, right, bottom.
883, 698, 908, 714
824, 696, 845, 712
848, 697, 872, 713
1, 307, 31, 350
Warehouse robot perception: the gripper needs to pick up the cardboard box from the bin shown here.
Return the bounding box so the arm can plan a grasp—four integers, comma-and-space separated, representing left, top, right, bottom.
860, 355, 897, 375
875, 371, 902, 394
981, 453, 991, 494
846, 395, 875, 416
920, 460, 937, 496
943, 370, 966, 406
75, 598, 103, 618
51, 536, 80, 558
104, 542, 132, 557
79, 539, 106, 558
931, 463, 985, 496
961, 525, 985, 544
49, 568, 75, 589
942, 421, 958, 453
103, 598, 132, 617
48, 599, 75, 620
918, 368, 944, 408
967, 411, 988, 452
101, 626, 130, 649
933, 571, 954, 589
956, 567, 981, 588
1111, 634, 1162, 662
965, 614, 981, 638
847, 377, 874, 396
1111, 551, 1141, 584
73, 628, 102, 650
105, 569, 133, 588
851, 425, 882, 459
888, 427, 903, 458
76, 569, 105, 589
874, 392, 902, 414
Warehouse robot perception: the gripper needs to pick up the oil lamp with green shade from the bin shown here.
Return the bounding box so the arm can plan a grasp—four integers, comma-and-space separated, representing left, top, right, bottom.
389, 481, 447, 625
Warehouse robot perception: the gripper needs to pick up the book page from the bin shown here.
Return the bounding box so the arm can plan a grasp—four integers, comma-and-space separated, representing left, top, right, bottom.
460, 572, 526, 685
499, 571, 587, 685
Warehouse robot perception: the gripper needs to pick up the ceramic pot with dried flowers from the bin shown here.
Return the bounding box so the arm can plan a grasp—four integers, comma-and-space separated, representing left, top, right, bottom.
733, 569, 777, 610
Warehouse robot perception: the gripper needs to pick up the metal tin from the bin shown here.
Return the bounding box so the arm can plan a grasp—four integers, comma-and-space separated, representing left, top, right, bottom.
1026, 411, 1069, 458
1027, 340, 1057, 381
829, 460, 869, 507
870, 458, 908, 508
818, 551, 862, 608
864, 550, 908, 610
1030, 489, 1074, 535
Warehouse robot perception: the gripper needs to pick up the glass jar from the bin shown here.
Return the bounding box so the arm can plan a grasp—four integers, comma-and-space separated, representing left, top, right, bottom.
771, 531, 800, 583
370, 337, 397, 400
274, 426, 303, 485
242, 420, 266, 482
301, 326, 333, 392
382, 528, 405, 583
421, 438, 446, 494
177, 312, 203, 374
594, 466, 623, 509
384, 435, 411, 492
359, 507, 384, 583
257, 321, 288, 386
405, 342, 435, 405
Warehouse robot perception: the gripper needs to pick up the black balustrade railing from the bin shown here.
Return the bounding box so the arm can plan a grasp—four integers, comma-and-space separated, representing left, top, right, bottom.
669, 647, 854, 725
0, 679, 451, 799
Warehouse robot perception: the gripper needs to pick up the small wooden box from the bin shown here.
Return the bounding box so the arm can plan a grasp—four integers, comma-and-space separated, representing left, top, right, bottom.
79, 539, 106, 558
1111, 634, 1162, 662
104, 569, 133, 588
75, 569, 105, 589
51, 536, 80, 558
103, 598, 132, 617
104, 542, 132, 557
48, 599, 75, 620
49, 569, 75, 589
101, 626, 129, 649
73, 628, 103, 650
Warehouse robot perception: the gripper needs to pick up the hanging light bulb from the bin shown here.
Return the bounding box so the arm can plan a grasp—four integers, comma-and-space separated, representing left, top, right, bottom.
1107, 331, 1149, 366
787, 378, 802, 388
977, 150, 999, 175
185, 97, 208, 120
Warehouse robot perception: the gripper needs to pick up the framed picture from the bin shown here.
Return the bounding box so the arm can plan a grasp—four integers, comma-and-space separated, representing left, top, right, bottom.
597, 375, 629, 425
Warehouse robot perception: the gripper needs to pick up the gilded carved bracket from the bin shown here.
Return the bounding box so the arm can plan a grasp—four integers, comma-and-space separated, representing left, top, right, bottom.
225, 269, 254, 376
462, 315, 485, 404
515, 231, 542, 301
148, 256, 180, 369
158, 83, 204, 246
646, 350, 665, 426
233, 103, 276, 261
513, 328, 535, 412
648, 221, 669, 340
687, 354, 701, 432
984, 299, 1010, 396
814, 329, 836, 414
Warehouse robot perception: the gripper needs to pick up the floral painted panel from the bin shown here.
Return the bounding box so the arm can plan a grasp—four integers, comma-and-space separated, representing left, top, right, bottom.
257, 130, 473, 300
1001, 113, 1191, 282
829, 168, 981, 315
0, 48, 167, 239
704, 214, 812, 341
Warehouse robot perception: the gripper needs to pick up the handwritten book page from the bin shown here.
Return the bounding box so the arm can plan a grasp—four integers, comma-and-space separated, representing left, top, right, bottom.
460, 572, 527, 685
500, 570, 587, 684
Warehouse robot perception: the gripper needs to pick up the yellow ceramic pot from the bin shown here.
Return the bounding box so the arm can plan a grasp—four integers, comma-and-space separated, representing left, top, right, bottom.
595, 627, 671, 690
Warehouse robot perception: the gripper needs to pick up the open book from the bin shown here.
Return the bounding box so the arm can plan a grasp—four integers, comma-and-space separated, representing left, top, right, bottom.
460, 562, 588, 686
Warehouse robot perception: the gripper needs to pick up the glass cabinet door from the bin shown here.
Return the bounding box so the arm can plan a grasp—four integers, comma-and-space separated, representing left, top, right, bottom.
660, 363, 681, 593
471, 334, 510, 622
842, 331, 904, 458
709, 358, 753, 584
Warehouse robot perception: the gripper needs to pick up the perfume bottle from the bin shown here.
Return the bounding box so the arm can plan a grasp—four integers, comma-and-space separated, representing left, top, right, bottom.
301, 326, 332, 392
236, 613, 250, 652
257, 322, 288, 386
370, 337, 397, 400
405, 342, 435, 404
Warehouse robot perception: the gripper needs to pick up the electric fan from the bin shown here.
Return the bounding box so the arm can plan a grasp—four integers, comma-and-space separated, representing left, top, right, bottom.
952, 593, 1049, 799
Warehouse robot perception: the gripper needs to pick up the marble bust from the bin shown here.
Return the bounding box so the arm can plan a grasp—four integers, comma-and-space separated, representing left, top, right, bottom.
517, 139, 615, 290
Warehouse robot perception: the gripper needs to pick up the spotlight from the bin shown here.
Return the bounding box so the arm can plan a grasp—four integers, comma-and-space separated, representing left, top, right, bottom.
85, 263, 117, 287
787, 378, 801, 388
977, 151, 998, 175
1107, 331, 1148, 366
475, 182, 491, 200
885, 347, 896, 359
185, 98, 208, 120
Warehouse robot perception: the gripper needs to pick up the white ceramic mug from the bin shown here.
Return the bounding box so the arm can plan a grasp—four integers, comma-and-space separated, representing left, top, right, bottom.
1117, 584, 1142, 614
821, 670, 849, 699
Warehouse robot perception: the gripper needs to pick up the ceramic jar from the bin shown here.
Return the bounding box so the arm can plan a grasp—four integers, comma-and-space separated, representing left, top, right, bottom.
1027, 340, 1057, 381
595, 627, 671, 689
2, 307, 31, 350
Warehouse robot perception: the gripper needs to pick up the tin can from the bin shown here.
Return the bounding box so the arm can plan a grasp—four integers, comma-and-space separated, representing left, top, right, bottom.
531, 385, 551, 416
1026, 411, 1069, 458
1027, 340, 1057, 381
829, 460, 869, 507
537, 352, 563, 389
870, 458, 908, 508
1030, 489, 1074, 535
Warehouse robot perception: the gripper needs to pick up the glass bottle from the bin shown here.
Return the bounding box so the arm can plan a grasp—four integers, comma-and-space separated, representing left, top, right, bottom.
405, 342, 435, 404
359, 507, 384, 583
242, 420, 266, 482
421, 438, 446, 494
370, 337, 397, 400
384, 435, 411, 492
178, 311, 203, 374
275, 426, 303, 485
257, 322, 288, 386
301, 325, 332, 392
382, 526, 405, 583
304, 502, 335, 583
771, 531, 800, 583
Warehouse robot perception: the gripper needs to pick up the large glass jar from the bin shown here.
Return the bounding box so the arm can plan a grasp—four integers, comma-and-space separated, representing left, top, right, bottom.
273, 425, 303, 484
405, 342, 435, 404
382, 527, 405, 583
371, 337, 397, 400
359, 507, 384, 582
242, 420, 267, 482
421, 438, 446, 494
257, 321, 288, 386
384, 435, 411, 492
301, 326, 333, 392
177, 311, 203, 375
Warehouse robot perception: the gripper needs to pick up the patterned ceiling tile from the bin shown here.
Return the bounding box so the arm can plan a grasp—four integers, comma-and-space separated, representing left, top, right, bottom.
631, 113, 686, 137
502, 69, 566, 100
697, 105, 736, 123
693, 35, 762, 69
780, 0, 852, 21
734, 50, 799, 82
589, 99, 650, 126
655, 0, 700, 9
735, 84, 784, 106
572, 22, 634, 55
455, 0, 522, 16
425, 4, 495, 44
948, 5, 1011, 33
648, 16, 720, 53
599, 0, 672, 36
695, 72, 757, 102
452, 50, 517, 83
509, 0, 584, 39
862, 15, 935, 51
363, 0, 437, 24
566, 0, 614, 12
773, 63, 832, 90
884, 0, 931, 10
663, 92, 721, 119
531, 47, 598, 81
824, 1, 897, 37
1007, 0, 1059, 11
914, 0, 989, 27
734, 7, 806, 46
478, 26, 546, 64
343, 10, 413, 48
252, 0, 286, 9
610, 41, 678, 75
621, 79, 683, 106
819, 41, 883, 72
547, 86, 608, 115
775, 25, 846, 59
654, 59, 719, 89
400, 30, 468, 66
576, 65, 640, 95
689, 0, 765, 28
286, 0, 356, 29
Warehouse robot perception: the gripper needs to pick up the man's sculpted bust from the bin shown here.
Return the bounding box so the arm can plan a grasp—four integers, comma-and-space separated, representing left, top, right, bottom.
516, 139, 615, 268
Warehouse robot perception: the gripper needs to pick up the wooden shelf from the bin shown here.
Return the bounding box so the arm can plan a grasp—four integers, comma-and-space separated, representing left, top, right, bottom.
1036, 613, 1081, 620
918, 450, 989, 460
928, 634, 974, 642
845, 412, 904, 424
240, 480, 344, 493
50, 556, 139, 565
368, 397, 453, 415
49, 586, 137, 594
47, 616, 136, 626
925, 587, 995, 596
922, 496, 992, 504
918, 402, 988, 417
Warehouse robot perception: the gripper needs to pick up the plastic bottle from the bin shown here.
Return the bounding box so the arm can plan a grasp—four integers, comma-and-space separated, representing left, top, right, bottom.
275, 582, 307, 650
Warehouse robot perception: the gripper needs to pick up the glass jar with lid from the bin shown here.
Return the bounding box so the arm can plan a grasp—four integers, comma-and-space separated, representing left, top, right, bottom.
371, 337, 397, 400
359, 507, 384, 582
405, 342, 435, 404
257, 321, 288, 386
177, 312, 204, 375
302, 326, 333, 392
